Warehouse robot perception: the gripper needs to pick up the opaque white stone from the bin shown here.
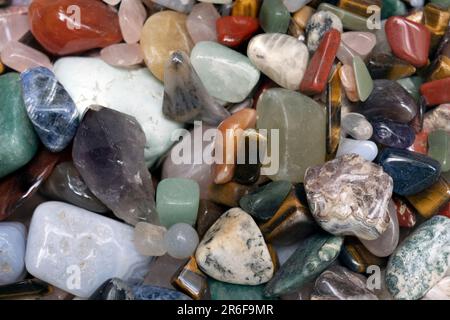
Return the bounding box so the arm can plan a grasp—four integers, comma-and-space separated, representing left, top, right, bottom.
0, 222, 26, 285
336, 138, 378, 161
53, 57, 182, 168
25, 202, 152, 298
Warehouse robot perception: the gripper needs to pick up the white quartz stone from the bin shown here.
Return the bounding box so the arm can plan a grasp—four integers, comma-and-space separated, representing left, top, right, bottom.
247, 33, 309, 90
53, 57, 182, 168
25, 202, 152, 298
195, 208, 274, 285
336, 138, 378, 161
0, 222, 26, 285
282, 0, 311, 12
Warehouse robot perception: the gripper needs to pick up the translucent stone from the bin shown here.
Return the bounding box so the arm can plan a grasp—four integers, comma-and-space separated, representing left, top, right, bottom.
164, 223, 199, 259
119, 0, 147, 44
0, 222, 26, 285
186, 3, 219, 43
282, 0, 311, 12
153, 0, 194, 13
353, 55, 373, 102
336, 138, 378, 161
0, 41, 52, 73
341, 113, 373, 140
100, 43, 144, 67
339, 65, 359, 102
134, 222, 167, 257
341, 32, 376, 61
0, 12, 29, 52
422, 277, 450, 300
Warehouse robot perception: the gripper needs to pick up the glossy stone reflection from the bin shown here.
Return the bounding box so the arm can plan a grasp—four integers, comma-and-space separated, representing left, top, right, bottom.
371, 119, 415, 149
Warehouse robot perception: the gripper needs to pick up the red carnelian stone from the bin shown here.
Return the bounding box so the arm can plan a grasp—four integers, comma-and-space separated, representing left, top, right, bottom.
299, 29, 341, 95
420, 78, 450, 106
408, 131, 428, 155
216, 16, 259, 47
392, 196, 417, 228
29, 0, 123, 55
438, 202, 450, 218
385, 16, 431, 68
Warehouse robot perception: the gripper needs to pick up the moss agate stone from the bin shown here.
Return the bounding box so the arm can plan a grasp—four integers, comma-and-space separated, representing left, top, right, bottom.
208, 278, 271, 300
386, 216, 450, 300
0, 73, 38, 178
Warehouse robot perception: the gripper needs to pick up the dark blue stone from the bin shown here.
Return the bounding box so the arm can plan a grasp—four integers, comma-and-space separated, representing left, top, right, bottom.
371, 119, 415, 149
377, 148, 441, 196
20, 67, 79, 152
132, 285, 191, 300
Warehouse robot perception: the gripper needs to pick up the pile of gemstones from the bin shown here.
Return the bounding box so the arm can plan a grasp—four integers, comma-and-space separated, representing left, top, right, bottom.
0, 0, 449, 300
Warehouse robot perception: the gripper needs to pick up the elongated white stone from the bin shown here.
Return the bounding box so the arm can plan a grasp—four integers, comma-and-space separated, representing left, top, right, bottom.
25, 202, 152, 298
0, 222, 26, 285
247, 33, 309, 90
336, 138, 378, 161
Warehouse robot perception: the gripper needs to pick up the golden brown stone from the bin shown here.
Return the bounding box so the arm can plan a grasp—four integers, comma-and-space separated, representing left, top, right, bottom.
232, 0, 261, 18
338, 0, 382, 18
172, 256, 209, 300
292, 6, 315, 30
429, 55, 450, 81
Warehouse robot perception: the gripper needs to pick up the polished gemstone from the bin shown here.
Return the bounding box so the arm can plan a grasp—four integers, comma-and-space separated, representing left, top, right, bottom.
0, 11, 29, 52
371, 119, 415, 149
191, 41, 260, 103
72, 106, 158, 226
406, 177, 450, 219
339, 65, 359, 102
118, 0, 146, 44
305, 10, 343, 51
132, 285, 191, 300
134, 222, 167, 257
216, 16, 259, 47
424, 104, 450, 133
304, 154, 393, 240
423, 277, 450, 300
381, 0, 407, 19
0, 222, 26, 285
153, 0, 194, 12
209, 278, 270, 300
186, 3, 219, 44
353, 56, 373, 102
283, 0, 311, 12
208, 181, 257, 207
143, 254, 188, 289
392, 197, 416, 228
196, 200, 226, 238
326, 67, 342, 156
0, 278, 54, 300
317, 3, 369, 31
233, 129, 266, 185
29, 0, 123, 55
89, 278, 134, 300
232, 0, 260, 17
428, 130, 450, 171
172, 256, 208, 300
396, 76, 423, 102
368, 53, 417, 80
336, 138, 378, 161
420, 78, 450, 106
259, 0, 290, 33
339, 238, 387, 274
248, 33, 309, 90
164, 223, 199, 259
100, 43, 144, 67
341, 112, 373, 140
340, 31, 376, 61
0, 42, 52, 73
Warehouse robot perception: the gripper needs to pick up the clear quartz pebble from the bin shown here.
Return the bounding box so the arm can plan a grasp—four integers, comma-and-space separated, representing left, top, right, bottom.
163, 223, 199, 259
134, 222, 167, 257
341, 112, 373, 140
1, 41, 52, 72
100, 43, 144, 67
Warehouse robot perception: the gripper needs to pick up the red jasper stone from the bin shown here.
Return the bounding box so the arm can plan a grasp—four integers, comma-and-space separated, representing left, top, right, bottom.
216, 16, 259, 47
299, 29, 341, 95
29, 0, 123, 55
408, 131, 428, 155
393, 197, 417, 228
420, 78, 450, 106
438, 202, 450, 218
252, 78, 278, 109
385, 16, 431, 68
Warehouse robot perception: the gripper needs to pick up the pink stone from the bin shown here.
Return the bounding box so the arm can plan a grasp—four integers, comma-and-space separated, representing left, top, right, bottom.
0, 13, 29, 52
0, 6, 29, 17
186, 3, 220, 44
339, 64, 359, 102
100, 43, 144, 67
119, 0, 147, 44
0, 41, 52, 72
341, 32, 376, 61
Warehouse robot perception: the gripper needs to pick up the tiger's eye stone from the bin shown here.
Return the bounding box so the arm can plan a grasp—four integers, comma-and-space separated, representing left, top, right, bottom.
420, 78, 450, 106
0, 279, 53, 300
338, 0, 381, 18
232, 0, 260, 18
406, 177, 450, 219
428, 130, 450, 172
29, 0, 123, 55
339, 238, 387, 274
368, 53, 417, 81
171, 256, 209, 300
423, 3, 450, 47
326, 65, 342, 156
208, 181, 257, 207
428, 55, 450, 81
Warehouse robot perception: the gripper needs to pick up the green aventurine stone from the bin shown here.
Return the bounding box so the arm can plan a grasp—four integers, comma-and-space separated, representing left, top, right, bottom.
397, 76, 423, 102
0, 73, 39, 178
156, 178, 200, 228
318, 3, 369, 31
381, 0, 407, 19
239, 180, 292, 221
353, 56, 374, 102
259, 0, 290, 34
428, 130, 450, 172
208, 278, 272, 300
257, 88, 326, 183
264, 233, 344, 297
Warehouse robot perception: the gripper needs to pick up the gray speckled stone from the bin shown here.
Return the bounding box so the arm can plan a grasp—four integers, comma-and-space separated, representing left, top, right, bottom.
305, 11, 343, 51
386, 216, 450, 300
195, 208, 274, 285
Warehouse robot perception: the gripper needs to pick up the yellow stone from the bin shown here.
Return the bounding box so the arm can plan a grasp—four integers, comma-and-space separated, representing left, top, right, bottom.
293, 6, 315, 30
140, 11, 193, 81
429, 55, 450, 81
338, 0, 382, 18
232, 0, 261, 18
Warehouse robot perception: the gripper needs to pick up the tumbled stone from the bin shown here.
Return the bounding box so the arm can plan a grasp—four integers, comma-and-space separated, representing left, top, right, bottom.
208, 181, 257, 207
371, 119, 415, 149
132, 285, 191, 300
304, 154, 393, 240
195, 208, 274, 285
428, 130, 450, 172
423, 104, 450, 133
209, 278, 270, 300
305, 10, 343, 51
29, 0, 123, 55
248, 33, 309, 90
25, 202, 151, 298
386, 216, 450, 300
0, 73, 39, 179
377, 148, 441, 196
336, 138, 378, 161
420, 78, 450, 106
118, 0, 147, 44
196, 200, 226, 238
341, 112, 373, 140
164, 223, 199, 259
153, 0, 194, 12
186, 3, 220, 44
232, 0, 260, 17
53, 57, 181, 167
397, 76, 422, 103
339, 238, 387, 274
259, 0, 290, 33
0, 222, 26, 285
89, 278, 134, 300
0, 278, 57, 300
134, 222, 167, 257
20, 67, 79, 152
140, 11, 193, 81
0, 42, 52, 73
353, 55, 373, 102
0, 11, 29, 52
406, 177, 450, 219
217, 16, 259, 48
143, 254, 188, 289
264, 233, 343, 297
72, 106, 158, 226
172, 256, 209, 300
318, 3, 369, 31
257, 88, 326, 182
339, 65, 359, 102
422, 277, 450, 300
100, 43, 144, 67
191, 41, 260, 103
341, 32, 376, 61
368, 53, 417, 80
392, 197, 416, 228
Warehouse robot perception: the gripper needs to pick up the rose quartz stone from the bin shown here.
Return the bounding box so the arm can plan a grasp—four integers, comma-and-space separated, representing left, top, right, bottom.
0, 13, 29, 52
186, 3, 220, 44
100, 43, 144, 67
341, 32, 376, 61
0, 6, 29, 17
0, 41, 52, 72
339, 64, 359, 102
119, 0, 147, 44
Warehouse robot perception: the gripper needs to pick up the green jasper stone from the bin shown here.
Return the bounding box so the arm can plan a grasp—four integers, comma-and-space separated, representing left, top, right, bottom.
259, 0, 290, 34
264, 233, 344, 297
381, 0, 407, 19
396, 76, 423, 102
353, 56, 373, 102
156, 178, 200, 228
428, 130, 450, 172
0, 73, 39, 178
208, 278, 272, 300
318, 3, 369, 31
239, 180, 292, 221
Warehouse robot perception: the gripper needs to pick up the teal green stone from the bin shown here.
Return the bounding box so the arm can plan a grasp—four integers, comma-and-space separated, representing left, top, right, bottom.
428, 130, 450, 172
0, 73, 39, 178
353, 56, 373, 102
208, 278, 272, 300
386, 216, 450, 300
239, 181, 292, 221
156, 178, 200, 228
259, 0, 290, 34
264, 233, 344, 297
318, 3, 369, 31
381, 0, 407, 19
396, 76, 423, 102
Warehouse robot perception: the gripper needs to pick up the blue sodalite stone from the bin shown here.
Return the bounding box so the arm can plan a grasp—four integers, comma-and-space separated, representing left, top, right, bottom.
20, 67, 79, 152
377, 148, 441, 196
371, 119, 415, 149
132, 285, 191, 300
